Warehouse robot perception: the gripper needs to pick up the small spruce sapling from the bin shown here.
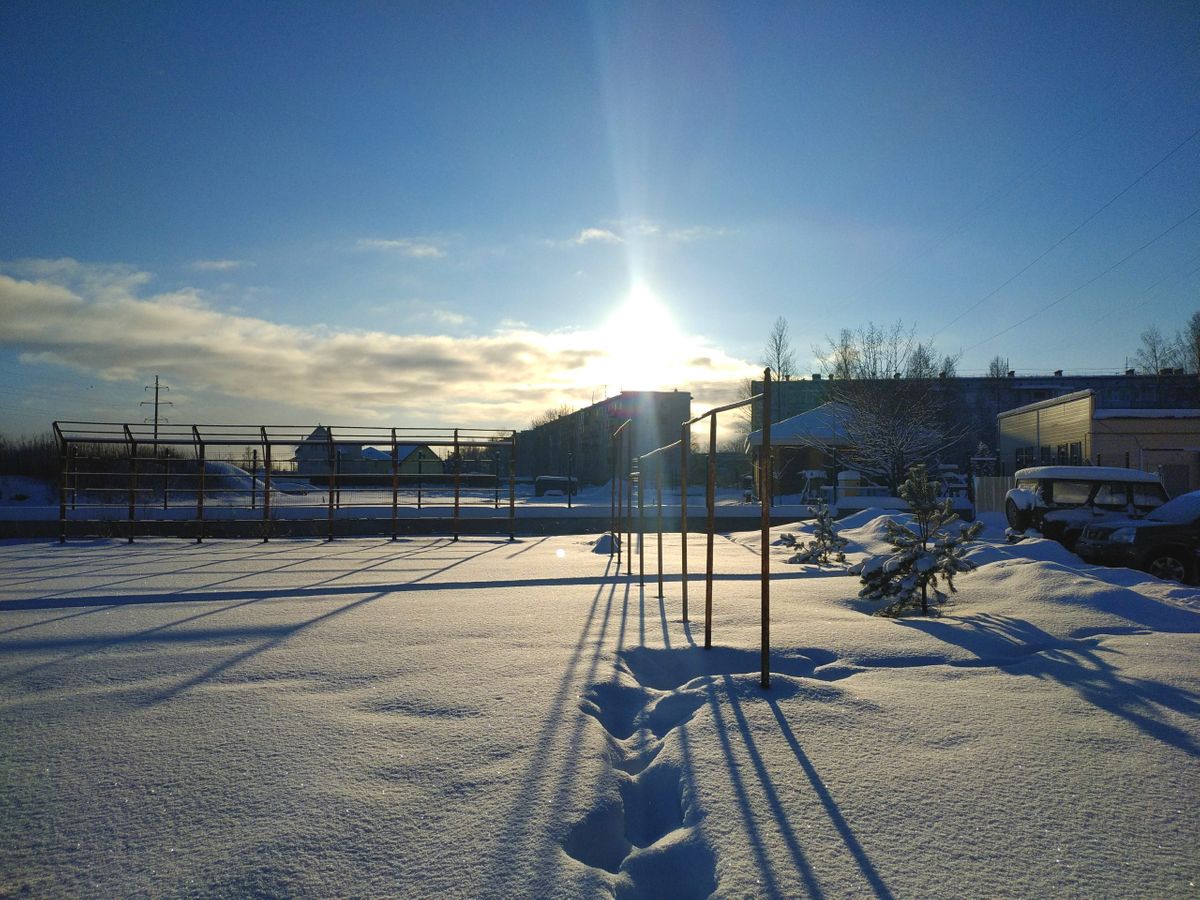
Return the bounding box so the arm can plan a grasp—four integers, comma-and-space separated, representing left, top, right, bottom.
780, 500, 848, 565
859, 464, 983, 616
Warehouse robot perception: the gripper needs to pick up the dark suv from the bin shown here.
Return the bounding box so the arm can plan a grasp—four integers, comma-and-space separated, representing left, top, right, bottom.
1004, 466, 1169, 550
1075, 491, 1200, 584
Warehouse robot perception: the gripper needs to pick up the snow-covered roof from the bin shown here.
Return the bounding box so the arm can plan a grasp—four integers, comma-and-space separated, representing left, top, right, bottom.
997, 389, 1093, 419
1014, 465, 1162, 483
1092, 409, 1200, 419
746, 401, 853, 447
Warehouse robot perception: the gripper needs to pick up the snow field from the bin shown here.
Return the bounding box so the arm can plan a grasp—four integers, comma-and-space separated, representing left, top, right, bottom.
0, 523, 1197, 897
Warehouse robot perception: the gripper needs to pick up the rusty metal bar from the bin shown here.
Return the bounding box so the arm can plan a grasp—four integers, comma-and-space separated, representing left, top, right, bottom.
637, 455, 645, 588
194, 425, 205, 544
261, 427, 272, 543
761, 368, 772, 689
325, 426, 335, 541
390, 428, 399, 542
684, 393, 763, 426
680, 422, 689, 620
625, 428, 633, 577
57, 434, 68, 545
705, 415, 716, 649
655, 455, 664, 599
508, 432, 516, 541
452, 428, 461, 542
124, 425, 136, 544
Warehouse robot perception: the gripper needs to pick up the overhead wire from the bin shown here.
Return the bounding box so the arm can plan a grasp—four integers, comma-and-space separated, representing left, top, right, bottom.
930, 123, 1200, 340
963, 204, 1200, 353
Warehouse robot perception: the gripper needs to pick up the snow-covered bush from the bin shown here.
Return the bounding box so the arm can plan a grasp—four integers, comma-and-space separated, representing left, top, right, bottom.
859, 464, 983, 616
780, 500, 847, 565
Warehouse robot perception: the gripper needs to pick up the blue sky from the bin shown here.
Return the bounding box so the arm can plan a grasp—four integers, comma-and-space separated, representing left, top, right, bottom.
1, 1, 1197, 436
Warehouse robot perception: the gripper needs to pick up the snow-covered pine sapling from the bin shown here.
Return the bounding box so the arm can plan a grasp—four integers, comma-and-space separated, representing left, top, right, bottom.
858, 463, 984, 616
782, 500, 848, 565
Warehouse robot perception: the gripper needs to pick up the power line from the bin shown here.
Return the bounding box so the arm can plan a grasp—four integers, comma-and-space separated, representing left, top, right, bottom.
140, 375, 172, 441
964, 204, 1200, 353
932, 123, 1200, 340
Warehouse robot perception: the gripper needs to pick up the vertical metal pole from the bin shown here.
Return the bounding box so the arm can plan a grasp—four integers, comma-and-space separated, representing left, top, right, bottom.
58, 442, 68, 545
615, 436, 623, 566
656, 456, 664, 599
567, 452, 573, 510
326, 427, 335, 541
680, 423, 689, 620
508, 433, 517, 541
417, 455, 423, 509
705, 414, 716, 649
125, 426, 137, 544
625, 432, 633, 577
391, 428, 399, 542
163, 452, 169, 510
261, 428, 272, 543
761, 369, 773, 689
251, 448, 258, 510
494, 454, 500, 510
610, 434, 617, 556
195, 427, 206, 544
452, 429, 461, 542
637, 455, 645, 588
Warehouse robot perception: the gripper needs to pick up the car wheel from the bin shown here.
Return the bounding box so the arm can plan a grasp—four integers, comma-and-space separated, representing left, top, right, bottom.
1005, 498, 1031, 531
1146, 552, 1190, 584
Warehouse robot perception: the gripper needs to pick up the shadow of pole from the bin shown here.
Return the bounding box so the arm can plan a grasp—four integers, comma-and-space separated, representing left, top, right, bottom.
765, 695, 894, 899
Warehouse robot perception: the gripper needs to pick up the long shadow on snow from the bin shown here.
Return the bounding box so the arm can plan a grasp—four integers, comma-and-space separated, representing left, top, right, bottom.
900, 613, 1200, 756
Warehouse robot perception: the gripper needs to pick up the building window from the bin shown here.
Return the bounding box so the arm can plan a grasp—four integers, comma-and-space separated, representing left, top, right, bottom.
1069, 442, 1083, 465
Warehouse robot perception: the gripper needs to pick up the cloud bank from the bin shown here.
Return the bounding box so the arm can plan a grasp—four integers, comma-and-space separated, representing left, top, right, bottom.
0, 261, 755, 430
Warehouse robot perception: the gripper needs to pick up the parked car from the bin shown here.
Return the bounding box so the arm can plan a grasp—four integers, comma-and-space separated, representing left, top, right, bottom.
1075, 490, 1200, 584
534, 475, 579, 497
1004, 466, 1169, 550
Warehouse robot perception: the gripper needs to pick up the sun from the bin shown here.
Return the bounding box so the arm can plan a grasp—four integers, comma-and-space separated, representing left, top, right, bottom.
597, 284, 681, 388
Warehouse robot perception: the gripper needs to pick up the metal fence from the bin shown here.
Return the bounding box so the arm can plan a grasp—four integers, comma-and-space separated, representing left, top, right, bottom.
52, 422, 517, 543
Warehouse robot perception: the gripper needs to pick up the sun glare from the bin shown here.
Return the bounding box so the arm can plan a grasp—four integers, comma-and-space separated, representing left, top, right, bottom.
598, 284, 681, 388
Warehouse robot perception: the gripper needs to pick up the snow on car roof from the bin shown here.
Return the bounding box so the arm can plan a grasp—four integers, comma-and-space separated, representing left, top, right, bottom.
1014, 465, 1162, 483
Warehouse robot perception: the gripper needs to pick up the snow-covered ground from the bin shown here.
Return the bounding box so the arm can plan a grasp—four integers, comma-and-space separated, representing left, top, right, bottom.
0, 514, 1197, 897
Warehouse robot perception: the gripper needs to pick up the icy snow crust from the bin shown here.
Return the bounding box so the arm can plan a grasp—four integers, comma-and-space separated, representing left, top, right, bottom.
0, 516, 1197, 897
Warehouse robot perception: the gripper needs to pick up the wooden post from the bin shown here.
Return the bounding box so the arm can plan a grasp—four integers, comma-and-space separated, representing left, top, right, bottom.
680, 423, 689, 620
390, 428, 399, 542
261, 427, 272, 543
452, 428, 461, 542
761, 369, 772, 689
705, 414, 716, 649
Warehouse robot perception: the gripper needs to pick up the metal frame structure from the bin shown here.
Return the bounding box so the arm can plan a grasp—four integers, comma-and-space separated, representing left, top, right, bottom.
51, 422, 518, 544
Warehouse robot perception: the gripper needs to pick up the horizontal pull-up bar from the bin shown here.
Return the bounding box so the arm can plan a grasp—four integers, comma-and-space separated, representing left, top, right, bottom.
684, 393, 763, 426
640, 439, 682, 461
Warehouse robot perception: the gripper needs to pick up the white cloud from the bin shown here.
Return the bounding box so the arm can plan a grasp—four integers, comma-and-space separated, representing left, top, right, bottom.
572, 228, 624, 246
356, 238, 446, 258
190, 259, 250, 272
0, 262, 755, 430
554, 221, 728, 248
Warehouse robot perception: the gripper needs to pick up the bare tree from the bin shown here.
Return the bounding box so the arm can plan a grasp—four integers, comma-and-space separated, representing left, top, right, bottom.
529, 404, 575, 429
763, 316, 797, 380
986, 355, 1010, 379
1176, 311, 1200, 374
807, 321, 965, 493
1135, 326, 1182, 374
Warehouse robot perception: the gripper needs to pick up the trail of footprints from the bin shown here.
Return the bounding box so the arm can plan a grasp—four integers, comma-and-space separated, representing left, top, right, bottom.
566, 669, 717, 899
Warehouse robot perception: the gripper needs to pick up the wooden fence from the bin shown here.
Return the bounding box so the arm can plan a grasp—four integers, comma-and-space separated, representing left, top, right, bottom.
973, 475, 1015, 514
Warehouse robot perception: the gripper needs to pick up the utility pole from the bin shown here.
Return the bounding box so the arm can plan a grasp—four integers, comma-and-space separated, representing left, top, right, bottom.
141, 376, 172, 444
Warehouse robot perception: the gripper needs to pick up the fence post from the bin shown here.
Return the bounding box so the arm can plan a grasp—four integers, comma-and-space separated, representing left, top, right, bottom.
680, 422, 689, 620
57, 436, 68, 545
125, 426, 137, 544
610, 434, 617, 557
391, 428, 399, 542
625, 433, 633, 578
261, 427, 272, 543
452, 428, 461, 542
761, 368, 772, 690
705, 414, 716, 649
194, 426, 205, 544
656, 455, 664, 599
637, 455, 645, 588
508, 433, 517, 542
326, 427, 335, 541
